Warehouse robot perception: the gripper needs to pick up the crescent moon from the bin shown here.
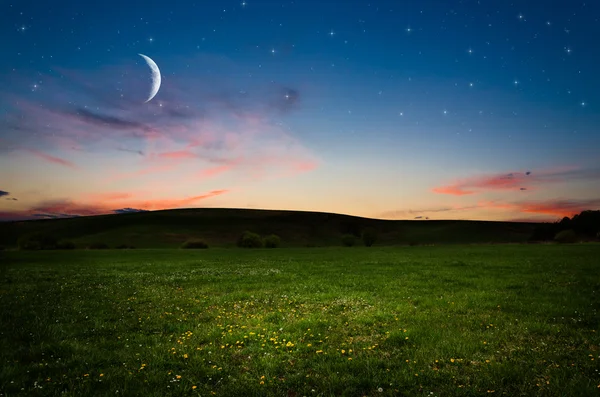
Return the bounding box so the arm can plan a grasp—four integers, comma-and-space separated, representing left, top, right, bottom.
138, 53, 161, 103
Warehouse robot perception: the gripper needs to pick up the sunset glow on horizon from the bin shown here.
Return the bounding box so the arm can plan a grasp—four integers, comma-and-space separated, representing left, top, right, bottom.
2, 1, 599, 223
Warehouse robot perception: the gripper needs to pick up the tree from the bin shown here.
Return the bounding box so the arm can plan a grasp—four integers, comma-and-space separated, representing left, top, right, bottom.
237, 231, 263, 248
361, 227, 378, 247
17, 232, 58, 250
181, 239, 209, 249
554, 229, 578, 244
341, 234, 356, 247
264, 234, 281, 248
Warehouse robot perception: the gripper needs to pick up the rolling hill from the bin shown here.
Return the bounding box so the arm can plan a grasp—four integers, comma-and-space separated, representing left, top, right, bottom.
0, 208, 539, 249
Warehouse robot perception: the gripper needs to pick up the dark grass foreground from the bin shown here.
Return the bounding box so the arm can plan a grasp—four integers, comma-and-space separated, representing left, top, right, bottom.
0, 245, 599, 396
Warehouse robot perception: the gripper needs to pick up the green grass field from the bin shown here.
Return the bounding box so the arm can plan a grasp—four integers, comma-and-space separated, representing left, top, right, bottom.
1, 245, 599, 396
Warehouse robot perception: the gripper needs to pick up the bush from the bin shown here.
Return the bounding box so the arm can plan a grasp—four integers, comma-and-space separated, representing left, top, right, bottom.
87, 242, 109, 249
116, 244, 136, 249
554, 229, 578, 244
361, 227, 378, 247
56, 240, 76, 250
18, 233, 58, 250
237, 231, 263, 248
341, 234, 356, 247
264, 234, 281, 248
181, 239, 209, 249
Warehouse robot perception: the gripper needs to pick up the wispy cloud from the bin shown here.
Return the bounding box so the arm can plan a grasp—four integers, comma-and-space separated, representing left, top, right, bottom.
379, 197, 600, 221
432, 167, 599, 196
113, 208, 149, 214
481, 198, 600, 218
25, 149, 78, 169
18, 189, 230, 219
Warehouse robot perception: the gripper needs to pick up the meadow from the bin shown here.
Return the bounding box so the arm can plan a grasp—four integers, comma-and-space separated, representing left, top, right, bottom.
1, 244, 599, 396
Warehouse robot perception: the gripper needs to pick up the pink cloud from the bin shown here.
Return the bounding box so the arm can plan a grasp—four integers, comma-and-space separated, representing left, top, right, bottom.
431, 186, 475, 196
432, 166, 597, 196
479, 198, 600, 218
155, 150, 197, 160
25, 149, 77, 169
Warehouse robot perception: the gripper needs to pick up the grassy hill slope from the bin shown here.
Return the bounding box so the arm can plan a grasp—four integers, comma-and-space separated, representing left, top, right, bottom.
0, 208, 537, 248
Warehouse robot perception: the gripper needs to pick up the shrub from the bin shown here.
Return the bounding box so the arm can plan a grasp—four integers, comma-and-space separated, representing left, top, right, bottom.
408, 241, 420, 246
341, 234, 356, 247
181, 239, 209, 249
264, 234, 281, 248
56, 240, 76, 250
554, 229, 578, 244
237, 231, 263, 248
361, 227, 378, 247
18, 233, 58, 250
116, 244, 136, 249
87, 242, 109, 249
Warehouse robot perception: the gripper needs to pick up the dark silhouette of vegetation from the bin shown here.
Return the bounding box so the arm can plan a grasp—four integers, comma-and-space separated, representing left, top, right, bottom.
263, 234, 281, 248
181, 239, 209, 249
87, 242, 109, 249
341, 234, 356, 247
554, 229, 578, 244
18, 233, 58, 250
340, 221, 362, 237
56, 240, 76, 250
361, 227, 378, 247
237, 231, 264, 248
529, 210, 600, 242
116, 244, 136, 249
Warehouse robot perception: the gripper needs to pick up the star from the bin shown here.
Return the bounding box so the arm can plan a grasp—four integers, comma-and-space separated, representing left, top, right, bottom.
565, 47, 572, 54
443, 110, 448, 115
149, 37, 154, 42
406, 27, 412, 33
329, 30, 335, 36
271, 48, 276, 54
514, 80, 519, 85
581, 101, 586, 107
467, 48, 473, 54
241, 1, 246, 6
469, 82, 474, 87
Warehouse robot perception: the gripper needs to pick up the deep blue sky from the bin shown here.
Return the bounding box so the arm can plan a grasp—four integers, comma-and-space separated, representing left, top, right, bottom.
1, 0, 599, 221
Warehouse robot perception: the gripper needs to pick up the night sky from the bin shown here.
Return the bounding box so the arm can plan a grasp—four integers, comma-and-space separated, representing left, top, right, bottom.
1, 0, 599, 222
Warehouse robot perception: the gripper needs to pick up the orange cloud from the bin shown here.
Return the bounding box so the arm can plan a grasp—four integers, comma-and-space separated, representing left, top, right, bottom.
127, 190, 229, 210
198, 163, 237, 179
24, 189, 230, 218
